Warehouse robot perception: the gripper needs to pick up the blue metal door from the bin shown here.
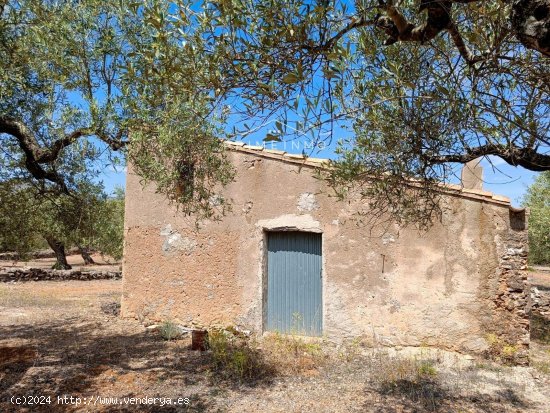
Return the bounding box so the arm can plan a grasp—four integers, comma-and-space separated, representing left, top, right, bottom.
266, 231, 322, 336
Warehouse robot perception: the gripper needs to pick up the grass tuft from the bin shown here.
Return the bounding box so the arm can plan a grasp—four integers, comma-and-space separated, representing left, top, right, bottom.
207, 329, 275, 384
485, 333, 520, 365
158, 320, 181, 341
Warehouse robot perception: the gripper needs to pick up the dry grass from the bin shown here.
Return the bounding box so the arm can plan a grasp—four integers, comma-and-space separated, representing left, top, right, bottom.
0, 285, 69, 308
360, 348, 532, 412
206, 330, 276, 385
0, 278, 549, 412
260, 332, 327, 374
205, 329, 327, 385
531, 341, 550, 375
367, 352, 443, 412
158, 320, 183, 341
484, 333, 521, 365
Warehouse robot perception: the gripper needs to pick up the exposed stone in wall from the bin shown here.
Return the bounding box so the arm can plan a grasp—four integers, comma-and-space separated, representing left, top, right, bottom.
297, 192, 319, 212
489, 211, 530, 365
160, 224, 197, 256
531, 286, 550, 318
242, 201, 254, 214
256, 214, 321, 232
0, 267, 121, 282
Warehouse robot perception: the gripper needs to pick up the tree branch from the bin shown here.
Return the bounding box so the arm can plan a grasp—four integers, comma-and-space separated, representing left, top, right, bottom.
303, 16, 377, 52
511, 0, 550, 57
426, 144, 550, 171
376, 0, 521, 64
446, 21, 485, 64
0, 116, 127, 190
377, 0, 453, 45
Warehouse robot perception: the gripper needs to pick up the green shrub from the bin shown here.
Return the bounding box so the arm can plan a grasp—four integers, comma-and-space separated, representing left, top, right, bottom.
522, 171, 550, 265
159, 320, 181, 341
485, 333, 520, 364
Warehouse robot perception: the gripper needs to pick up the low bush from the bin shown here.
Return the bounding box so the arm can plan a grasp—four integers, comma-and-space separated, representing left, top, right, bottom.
485, 333, 520, 364
207, 330, 275, 384
159, 320, 182, 341
260, 332, 327, 374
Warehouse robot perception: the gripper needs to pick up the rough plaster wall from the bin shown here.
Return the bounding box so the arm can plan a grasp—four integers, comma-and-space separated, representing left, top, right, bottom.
121, 167, 244, 326
122, 150, 528, 361
322, 198, 512, 353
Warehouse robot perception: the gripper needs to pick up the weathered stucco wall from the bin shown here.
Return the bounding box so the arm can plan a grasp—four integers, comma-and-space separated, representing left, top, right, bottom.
122, 144, 529, 363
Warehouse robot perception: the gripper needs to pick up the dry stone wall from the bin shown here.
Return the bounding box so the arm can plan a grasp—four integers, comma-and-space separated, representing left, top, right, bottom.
531, 286, 550, 318
490, 211, 530, 364
0, 267, 121, 282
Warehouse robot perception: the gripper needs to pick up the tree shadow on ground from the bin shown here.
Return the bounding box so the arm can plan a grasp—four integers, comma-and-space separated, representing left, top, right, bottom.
531, 313, 550, 343
365, 377, 530, 413
0, 318, 276, 412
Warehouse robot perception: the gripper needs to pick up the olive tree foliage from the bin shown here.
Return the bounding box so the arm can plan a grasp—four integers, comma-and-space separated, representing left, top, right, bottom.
523, 171, 550, 265
0, 115, 110, 267
0, 181, 43, 255
0, 114, 124, 267
0, 179, 125, 268
87, 186, 126, 262
176, 0, 549, 227
0, 0, 234, 221
1, 0, 549, 228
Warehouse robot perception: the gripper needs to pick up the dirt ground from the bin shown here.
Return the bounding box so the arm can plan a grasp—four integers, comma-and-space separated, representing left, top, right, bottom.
530, 266, 550, 289
0, 274, 549, 412
1, 253, 120, 272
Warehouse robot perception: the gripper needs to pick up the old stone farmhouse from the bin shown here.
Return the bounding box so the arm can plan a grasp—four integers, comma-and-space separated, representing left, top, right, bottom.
121, 141, 530, 363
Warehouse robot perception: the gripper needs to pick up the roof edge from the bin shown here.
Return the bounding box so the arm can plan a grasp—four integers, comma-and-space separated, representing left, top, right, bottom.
223, 141, 513, 207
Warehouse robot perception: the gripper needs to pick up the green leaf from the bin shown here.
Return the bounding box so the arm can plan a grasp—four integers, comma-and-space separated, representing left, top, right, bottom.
264, 133, 281, 142
282, 73, 300, 84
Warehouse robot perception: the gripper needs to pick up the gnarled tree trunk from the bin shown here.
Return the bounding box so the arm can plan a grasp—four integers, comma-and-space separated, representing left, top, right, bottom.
512, 0, 550, 57
78, 245, 95, 265
45, 236, 72, 270
374, 0, 550, 64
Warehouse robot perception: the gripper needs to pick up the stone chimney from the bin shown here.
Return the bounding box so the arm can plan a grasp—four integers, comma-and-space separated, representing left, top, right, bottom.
461, 158, 484, 190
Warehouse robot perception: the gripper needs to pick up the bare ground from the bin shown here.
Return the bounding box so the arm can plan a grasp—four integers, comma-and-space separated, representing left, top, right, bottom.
0, 253, 120, 272
0, 274, 549, 412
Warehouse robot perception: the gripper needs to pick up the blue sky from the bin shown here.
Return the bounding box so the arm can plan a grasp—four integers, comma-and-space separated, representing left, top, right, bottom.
101, 164, 127, 195
95, 0, 542, 208
477, 157, 539, 206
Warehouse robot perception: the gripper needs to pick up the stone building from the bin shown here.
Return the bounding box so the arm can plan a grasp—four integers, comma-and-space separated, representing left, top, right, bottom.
121, 141, 530, 363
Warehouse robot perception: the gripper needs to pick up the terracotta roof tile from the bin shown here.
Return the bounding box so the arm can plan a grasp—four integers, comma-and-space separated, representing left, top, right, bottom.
263, 148, 286, 156
492, 194, 511, 203
225, 141, 246, 147
243, 144, 264, 151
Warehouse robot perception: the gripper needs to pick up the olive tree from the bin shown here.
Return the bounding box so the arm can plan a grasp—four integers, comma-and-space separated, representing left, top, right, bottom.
0, 179, 124, 269
1, 1, 549, 229
523, 171, 550, 265
0, 0, 234, 222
